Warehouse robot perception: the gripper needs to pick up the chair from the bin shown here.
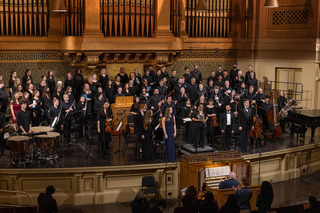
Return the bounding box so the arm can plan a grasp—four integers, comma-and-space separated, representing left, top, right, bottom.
127, 114, 135, 128
121, 129, 137, 155
261, 122, 275, 145
126, 123, 136, 140
142, 176, 159, 202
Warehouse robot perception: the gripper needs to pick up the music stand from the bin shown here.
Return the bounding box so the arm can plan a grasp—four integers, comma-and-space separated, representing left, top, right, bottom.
114, 121, 123, 154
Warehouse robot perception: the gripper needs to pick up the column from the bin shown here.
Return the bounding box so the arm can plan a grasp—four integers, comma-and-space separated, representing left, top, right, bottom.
47, 0, 62, 36
155, 0, 173, 37
83, 0, 103, 37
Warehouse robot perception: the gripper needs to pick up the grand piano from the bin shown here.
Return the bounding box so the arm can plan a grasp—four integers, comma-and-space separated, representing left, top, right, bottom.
286, 109, 320, 143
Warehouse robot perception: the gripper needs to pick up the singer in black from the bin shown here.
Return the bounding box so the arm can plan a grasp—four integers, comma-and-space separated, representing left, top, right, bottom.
61, 94, 74, 144
141, 110, 156, 161
220, 105, 235, 151
97, 101, 113, 155
238, 99, 254, 153
16, 101, 32, 135
188, 104, 207, 148
48, 98, 62, 133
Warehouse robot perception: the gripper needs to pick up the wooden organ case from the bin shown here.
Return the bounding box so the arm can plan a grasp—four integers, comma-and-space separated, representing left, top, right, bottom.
110, 96, 133, 134
180, 151, 252, 191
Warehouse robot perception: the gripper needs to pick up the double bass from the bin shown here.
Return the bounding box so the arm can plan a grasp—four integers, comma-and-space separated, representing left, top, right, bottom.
250, 104, 261, 138
266, 93, 282, 139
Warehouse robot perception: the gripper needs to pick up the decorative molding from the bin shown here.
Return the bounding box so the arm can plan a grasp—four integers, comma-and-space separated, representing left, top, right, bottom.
75, 174, 83, 193
10, 176, 17, 191
96, 173, 103, 193
179, 51, 237, 59
0, 52, 61, 61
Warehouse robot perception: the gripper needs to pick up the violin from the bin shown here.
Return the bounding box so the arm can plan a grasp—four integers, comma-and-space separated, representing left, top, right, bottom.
266, 92, 281, 139
104, 114, 114, 133
250, 104, 261, 138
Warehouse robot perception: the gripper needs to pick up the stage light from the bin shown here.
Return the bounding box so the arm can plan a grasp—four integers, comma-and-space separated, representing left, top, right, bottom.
264, 0, 279, 8
52, 0, 67, 12
196, 0, 208, 12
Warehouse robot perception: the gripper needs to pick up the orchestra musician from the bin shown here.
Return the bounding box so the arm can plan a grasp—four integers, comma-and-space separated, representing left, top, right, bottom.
77, 96, 87, 138
16, 101, 32, 136
238, 99, 254, 153
181, 98, 192, 142
141, 110, 156, 161
278, 90, 287, 133
61, 94, 74, 144
48, 98, 62, 133
97, 101, 113, 155
188, 104, 207, 149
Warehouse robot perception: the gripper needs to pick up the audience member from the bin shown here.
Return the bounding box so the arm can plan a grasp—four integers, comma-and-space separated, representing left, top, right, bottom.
37, 185, 58, 213
219, 194, 240, 213
256, 181, 274, 213
195, 191, 218, 213
146, 200, 167, 213
233, 177, 252, 213
174, 195, 194, 213
131, 190, 150, 213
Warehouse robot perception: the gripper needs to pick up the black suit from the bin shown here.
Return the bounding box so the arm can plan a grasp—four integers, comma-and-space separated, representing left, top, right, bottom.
238, 107, 254, 153
220, 112, 235, 150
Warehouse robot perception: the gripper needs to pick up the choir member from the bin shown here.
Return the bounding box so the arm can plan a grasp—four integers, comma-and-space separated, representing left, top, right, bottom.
157, 80, 167, 96
16, 101, 32, 135
74, 69, 84, 101
123, 83, 132, 96
163, 77, 171, 94
238, 82, 248, 97
191, 64, 202, 84
139, 87, 149, 104
245, 86, 255, 102
222, 70, 232, 85
10, 92, 21, 124
26, 83, 34, 101
96, 87, 106, 101
115, 87, 125, 98
22, 69, 33, 90
88, 78, 98, 101
229, 63, 239, 84
117, 67, 128, 85
206, 79, 214, 98
233, 70, 244, 91
162, 107, 176, 160
256, 87, 266, 105
65, 86, 75, 104
149, 88, 162, 110
181, 98, 192, 141
207, 71, 217, 86
9, 71, 17, 97
47, 70, 56, 97
183, 67, 192, 85
154, 69, 163, 87
176, 87, 188, 115
143, 69, 154, 87
128, 79, 137, 96
12, 78, 22, 96
130, 96, 140, 133
147, 65, 155, 78
97, 101, 113, 155
92, 74, 101, 92
77, 96, 87, 138
245, 65, 256, 85
161, 96, 175, 115
197, 83, 208, 99
41, 87, 53, 123
113, 76, 123, 93
188, 78, 198, 104
141, 110, 156, 161
64, 72, 74, 90
134, 68, 142, 86
161, 66, 169, 78
0, 81, 7, 114
211, 86, 223, 108
169, 70, 178, 90
220, 104, 235, 151
53, 86, 63, 103
99, 68, 108, 91
39, 80, 47, 97
32, 90, 42, 126
94, 93, 105, 113
105, 80, 115, 104
216, 65, 223, 77
246, 71, 258, 91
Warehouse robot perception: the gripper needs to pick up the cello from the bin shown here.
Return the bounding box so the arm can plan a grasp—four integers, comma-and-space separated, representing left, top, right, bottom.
266, 92, 282, 139
250, 104, 261, 138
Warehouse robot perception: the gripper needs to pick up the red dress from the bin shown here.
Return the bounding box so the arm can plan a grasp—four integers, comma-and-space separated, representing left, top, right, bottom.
10, 101, 21, 124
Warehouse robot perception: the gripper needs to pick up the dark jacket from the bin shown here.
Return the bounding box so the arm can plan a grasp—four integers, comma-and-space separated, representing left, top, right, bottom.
238, 107, 254, 129
37, 193, 58, 213
131, 197, 150, 213
235, 187, 253, 210
256, 193, 273, 213
220, 112, 235, 132
219, 179, 239, 189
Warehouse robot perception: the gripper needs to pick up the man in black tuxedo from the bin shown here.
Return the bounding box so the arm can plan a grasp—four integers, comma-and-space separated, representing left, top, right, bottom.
220, 105, 235, 151
238, 99, 254, 153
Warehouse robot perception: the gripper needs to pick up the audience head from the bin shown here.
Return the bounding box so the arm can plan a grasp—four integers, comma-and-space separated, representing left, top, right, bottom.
46, 185, 55, 195
204, 191, 214, 204
308, 196, 318, 210
242, 177, 249, 187
157, 200, 167, 212
134, 191, 144, 203
228, 172, 236, 180
261, 181, 274, 204
181, 195, 192, 208
185, 185, 197, 200
224, 194, 238, 208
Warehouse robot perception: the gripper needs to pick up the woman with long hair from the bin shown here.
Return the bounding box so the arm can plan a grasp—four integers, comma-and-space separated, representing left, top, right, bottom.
256, 181, 274, 213
162, 107, 176, 160
105, 80, 115, 104
12, 78, 21, 95
141, 110, 156, 161
32, 90, 42, 126
113, 75, 123, 93
188, 104, 207, 148
26, 83, 34, 101
97, 101, 113, 155
82, 83, 92, 114
9, 71, 17, 97
99, 68, 108, 91
10, 92, 21, 123
22, 92, 32, 110
139, 87, 149, 104
123, 83, 132, 96
47, 70, 56, 97
22, 69, 33, 89
130, 96, 140, 133
77, 96, 87, 138
53, 86, 63, 103
205, 98, 216, 148
74, 69, 84, 101
65, 86, 75, 104
41, 87, 53, 122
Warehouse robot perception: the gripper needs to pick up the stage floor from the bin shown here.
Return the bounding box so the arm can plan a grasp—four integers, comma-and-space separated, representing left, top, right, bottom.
1, 127, 320, 169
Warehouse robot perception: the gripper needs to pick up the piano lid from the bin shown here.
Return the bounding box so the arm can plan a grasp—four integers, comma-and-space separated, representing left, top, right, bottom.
289, 109, 320, 118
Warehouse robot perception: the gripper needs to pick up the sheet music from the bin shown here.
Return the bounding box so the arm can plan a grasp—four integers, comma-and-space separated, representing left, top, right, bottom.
205, 166, 230, 178
183, 118, 192, 122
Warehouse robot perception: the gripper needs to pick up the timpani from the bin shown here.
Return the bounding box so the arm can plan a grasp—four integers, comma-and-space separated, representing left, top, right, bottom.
8, 136, 31, 167
35, 132, 60, 161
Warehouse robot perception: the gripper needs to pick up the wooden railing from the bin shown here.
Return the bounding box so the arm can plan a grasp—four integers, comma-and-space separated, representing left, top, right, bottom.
100, 0, 156, 37
61, 0, 85, 36
0, 0, 48, 36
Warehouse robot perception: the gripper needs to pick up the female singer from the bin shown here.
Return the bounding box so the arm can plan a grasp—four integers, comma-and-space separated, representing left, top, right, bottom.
26, 83, 34, 101
181, 98, 192, 142
278, 90, 287, 133
130, 97, 140, 133
22, 69, 33, 90
92, 74, 100, 91
32, 90, 42, 126
82, 83, 92, 114
10, 92, 21, 124
64, 72, 74, 89
41, 87, 53, 122
9, 71, 17, 97
113, 76, 122, 93
22, 92, 32, 111
12, 78, 22, 96
162, 107, 176, 161
139, 87, 149, 104
198, 95, 207, 107
123, 83, 132, 96
205, 99, 216, 148
53, 86, 63, 103
74, 69, 84, 101
47, 70, 56, 97
97, 101, 113, 155
77, 96, 87, 138
188, 104, 207, 148
105, 80, 115, 104
65, 86, 75, 104
99, 68, 108, 91
141, 110, 156, 161
128, 80, 137, 97
141, 79, 151, 95
94, 93, 104, 113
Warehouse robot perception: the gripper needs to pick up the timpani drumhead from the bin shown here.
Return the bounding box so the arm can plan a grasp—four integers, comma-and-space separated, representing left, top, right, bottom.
36, 132, 60, 150
8, 136, 31, 154
30, 126, 54, 133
